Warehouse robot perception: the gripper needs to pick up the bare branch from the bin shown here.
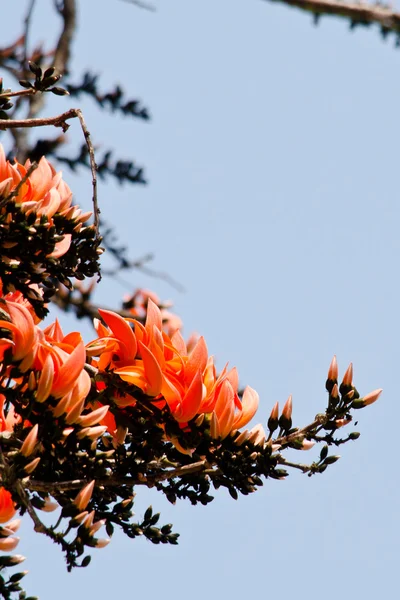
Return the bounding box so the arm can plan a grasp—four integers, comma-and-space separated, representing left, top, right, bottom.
120, 0, 157, 12
53, 0, 77, 75
264, 0, 400, 36
23, 0, 37, 71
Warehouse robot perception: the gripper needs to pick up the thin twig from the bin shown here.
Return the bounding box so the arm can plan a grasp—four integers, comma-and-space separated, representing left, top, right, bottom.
0, 108, 78, 131
23, 0, 37, 72
265, 0, 400, 35
120, 0, 157, 12
274, 413, 328, 446
74, 109, 100, 234
25, 461, 212, 494
53, 0, 77, 75
0, 89, 36, 101
276, 455, 311, 473
14, 480, 47, 533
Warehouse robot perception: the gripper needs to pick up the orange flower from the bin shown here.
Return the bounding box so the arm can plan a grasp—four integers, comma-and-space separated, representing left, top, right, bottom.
0, 488, 16, 524
0, 300, 37, 368
88, 299, 260, 441
0, 144, 91, 260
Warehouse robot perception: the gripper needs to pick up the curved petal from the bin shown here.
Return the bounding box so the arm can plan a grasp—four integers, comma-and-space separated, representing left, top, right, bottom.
138, 342, 163, 396
214, 379, 235, 439
233, 386, 259, 430
51, 341, 86, 399
176, 370, 203, 423
47, 233, 71, 258
98, 309, 137, 359
185, 336, 208, 385
145, 298, 162, 334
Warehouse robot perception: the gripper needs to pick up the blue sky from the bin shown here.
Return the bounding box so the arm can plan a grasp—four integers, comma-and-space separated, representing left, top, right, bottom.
2, 1, 399, 599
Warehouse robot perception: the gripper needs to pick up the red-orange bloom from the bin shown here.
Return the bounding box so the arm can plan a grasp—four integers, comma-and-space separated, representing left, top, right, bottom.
88, 299, 259, 440
0, 300, 37, 369
0, 488, 16, 524
0, 144, 91, 258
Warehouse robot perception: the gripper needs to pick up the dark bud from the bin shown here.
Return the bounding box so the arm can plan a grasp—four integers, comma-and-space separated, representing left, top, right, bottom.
50, 86, 70, 96
228, 487, 238, 500
149, 513, 160, 526
19, 80, 34, 89
323, 455, 340, 465
9, 572, 27, 583
143, 506, 153, 522
350, 399, 365, 410
29, 61, 42, 78
43, 66, 56, 79
349, 431, 361, 440
319, 445, 329, 462
81, 555, 91, 568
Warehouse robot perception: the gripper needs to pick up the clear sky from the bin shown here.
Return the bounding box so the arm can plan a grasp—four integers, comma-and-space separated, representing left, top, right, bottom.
1, 1, 399, 599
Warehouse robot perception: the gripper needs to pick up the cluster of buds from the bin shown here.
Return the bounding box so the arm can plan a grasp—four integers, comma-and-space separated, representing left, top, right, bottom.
326, 356, 382, 415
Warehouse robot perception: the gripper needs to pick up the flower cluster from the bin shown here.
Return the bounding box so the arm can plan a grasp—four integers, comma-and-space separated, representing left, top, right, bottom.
87, 299, 259, 442
0, 149, 383, 595
0, 144, 101, 318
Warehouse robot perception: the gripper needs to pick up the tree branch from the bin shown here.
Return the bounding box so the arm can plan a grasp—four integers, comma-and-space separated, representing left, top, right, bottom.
265, 0, 400, 36
53, 0, 77, 76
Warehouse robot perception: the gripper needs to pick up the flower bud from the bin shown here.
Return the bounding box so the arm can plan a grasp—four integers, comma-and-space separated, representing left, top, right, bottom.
41, 497, 59, 513
2, 519, 20, 534
83, 510, 95, 528
20, 424, 39, 457
95, 538, 110, 549
247, 424, 266, 447
112, 426, 128, 448
234, 429, 250, 446
210, 412, 220, 439
194, 414, 204, 427
328, 383, 339, 408
65, 397, 85, 425
87, 426, 108, 441
89, 519, 106, 536
36, 355, 54, 402
362, 388, 382, 407
73, 481, 95, 511
76, 405, 109, 428
0, 536, 20, 552
342, 363, 353, 386
335, 418, 351, 428
24, 457, 41, 474
326, 356, 338, 392
267, 401, 279, 434
299, 439, 315, 450
70, 511, 88, 526
279, 395, 292, 431
0, 554, 25, 566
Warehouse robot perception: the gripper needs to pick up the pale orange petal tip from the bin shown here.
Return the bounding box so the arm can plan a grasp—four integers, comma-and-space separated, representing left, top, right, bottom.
327, 355, 338, 381
342, 363, 353, 386
73, 480, 95, 511
362, 388, 383, 407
